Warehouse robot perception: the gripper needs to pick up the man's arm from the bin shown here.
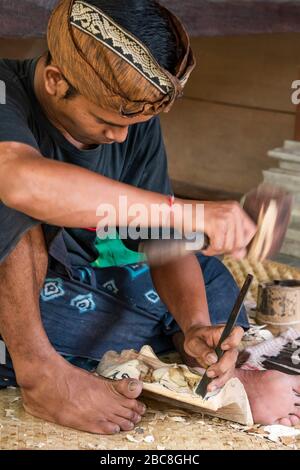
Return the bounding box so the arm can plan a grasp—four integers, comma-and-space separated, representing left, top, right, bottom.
0, 142, 168, 228
150, 255, 243, 391
0, 142, 256, 255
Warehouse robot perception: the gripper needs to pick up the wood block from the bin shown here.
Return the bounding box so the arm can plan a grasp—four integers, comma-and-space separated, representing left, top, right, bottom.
97, 345, 253, 426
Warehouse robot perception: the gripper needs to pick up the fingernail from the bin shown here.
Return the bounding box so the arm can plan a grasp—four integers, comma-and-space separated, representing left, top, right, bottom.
114, 426, 120, 434
142, 405, 147, 414
209, 385, 217, 392
207, 354, 218, 364
129, 381, 139, 391
207, 370, 216, 378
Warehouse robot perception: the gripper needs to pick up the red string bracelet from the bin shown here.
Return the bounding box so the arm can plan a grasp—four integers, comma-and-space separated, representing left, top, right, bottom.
168, 194, 175, 209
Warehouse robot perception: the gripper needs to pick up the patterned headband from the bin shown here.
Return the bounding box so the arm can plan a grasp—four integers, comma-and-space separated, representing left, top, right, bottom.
48, 0, 195, 116
69, 1, 174, 95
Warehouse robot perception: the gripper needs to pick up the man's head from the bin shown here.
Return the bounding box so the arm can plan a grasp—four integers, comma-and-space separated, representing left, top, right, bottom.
40, 0, 194, 146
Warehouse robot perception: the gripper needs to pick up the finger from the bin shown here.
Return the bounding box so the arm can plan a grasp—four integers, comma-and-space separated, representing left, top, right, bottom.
222, 326, 244, 350
209, 223, 227, 253
231, 248, 247, 260
242, 214, 257, 247
207, 368, 234, 392
232, 209, 245, 253
223, 224, 235, 253
207, 349, 238, 378
185, 338, 218, 367
195, 325, 224, 347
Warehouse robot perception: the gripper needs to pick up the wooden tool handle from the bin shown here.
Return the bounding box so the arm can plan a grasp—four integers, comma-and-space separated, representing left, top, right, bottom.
139, 233, 210, 267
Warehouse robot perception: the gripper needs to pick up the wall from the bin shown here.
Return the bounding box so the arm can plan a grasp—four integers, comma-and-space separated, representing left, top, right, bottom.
0, 39, 46, 59
161, 33, 299, 196
1, 34, 299, 198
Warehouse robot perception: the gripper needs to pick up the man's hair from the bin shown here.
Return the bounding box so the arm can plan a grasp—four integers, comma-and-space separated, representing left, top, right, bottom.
46, 0, 182, 100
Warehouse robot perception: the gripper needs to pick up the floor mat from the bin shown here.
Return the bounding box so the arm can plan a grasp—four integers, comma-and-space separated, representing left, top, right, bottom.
1, 257, 300, 450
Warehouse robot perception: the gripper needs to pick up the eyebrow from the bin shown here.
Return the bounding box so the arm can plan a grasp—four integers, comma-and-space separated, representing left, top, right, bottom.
91, 113, 128, 129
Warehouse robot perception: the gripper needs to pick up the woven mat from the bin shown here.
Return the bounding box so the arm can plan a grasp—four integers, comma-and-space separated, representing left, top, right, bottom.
0, 257, 299, 451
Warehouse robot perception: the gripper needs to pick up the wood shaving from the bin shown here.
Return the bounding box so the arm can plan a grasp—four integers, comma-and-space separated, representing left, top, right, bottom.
126, 435, 142, 444
144, 435, 155, 443
168, 416, 187, 423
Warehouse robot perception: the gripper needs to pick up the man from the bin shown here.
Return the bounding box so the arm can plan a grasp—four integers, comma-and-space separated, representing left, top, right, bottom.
0, 0, 299, 434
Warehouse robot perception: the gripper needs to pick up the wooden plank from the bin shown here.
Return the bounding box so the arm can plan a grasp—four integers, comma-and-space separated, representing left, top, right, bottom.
162, 0, 300, 37
185, 34, 300, 113
1, 0, 300, 38
0, 38, 46, 59
161, 98, 295, 194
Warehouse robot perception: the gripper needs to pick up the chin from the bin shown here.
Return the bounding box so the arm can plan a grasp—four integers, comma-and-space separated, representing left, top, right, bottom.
98, 140, 115, 145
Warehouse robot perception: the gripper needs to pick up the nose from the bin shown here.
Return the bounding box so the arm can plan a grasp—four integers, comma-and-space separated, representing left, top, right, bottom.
104, 126, 129, 143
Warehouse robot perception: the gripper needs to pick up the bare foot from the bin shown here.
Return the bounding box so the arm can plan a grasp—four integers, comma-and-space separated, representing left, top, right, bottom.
20, 354, 146, 434
235, 369, 300, 426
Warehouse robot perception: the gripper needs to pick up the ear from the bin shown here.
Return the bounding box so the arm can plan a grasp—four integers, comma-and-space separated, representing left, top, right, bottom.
44, 65, 69, 99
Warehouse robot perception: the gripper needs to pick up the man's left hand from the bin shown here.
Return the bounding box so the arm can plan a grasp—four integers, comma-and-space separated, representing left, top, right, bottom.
184, 325, 244, 392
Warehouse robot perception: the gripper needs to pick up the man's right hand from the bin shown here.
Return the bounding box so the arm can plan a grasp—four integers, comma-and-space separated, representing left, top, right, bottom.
18, 354, 146, 435
194, 200, 257, 258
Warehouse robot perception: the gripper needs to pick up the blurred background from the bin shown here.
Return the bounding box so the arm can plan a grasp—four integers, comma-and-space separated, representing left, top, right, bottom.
1, 0, 300, 202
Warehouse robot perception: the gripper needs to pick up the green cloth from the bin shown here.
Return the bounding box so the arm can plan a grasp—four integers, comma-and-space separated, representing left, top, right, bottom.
92, 231, 146, 268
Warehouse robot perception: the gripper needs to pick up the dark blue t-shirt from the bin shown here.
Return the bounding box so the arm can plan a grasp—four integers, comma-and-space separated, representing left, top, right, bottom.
0, 59, 172, 266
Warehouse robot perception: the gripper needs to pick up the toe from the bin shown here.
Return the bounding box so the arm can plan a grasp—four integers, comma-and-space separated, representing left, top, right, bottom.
113, 379, 143, 399
114, 417, 136, 432
92, 421, 121, 435
289, 414, 300, 426
276, 417, 292, 427
117, 407, 142, 424
133, 400, 147, 416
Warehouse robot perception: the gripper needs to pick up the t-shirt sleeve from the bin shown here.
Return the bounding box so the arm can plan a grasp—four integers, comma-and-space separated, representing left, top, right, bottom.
0, 65, 39, 149
0, 65, 40, 265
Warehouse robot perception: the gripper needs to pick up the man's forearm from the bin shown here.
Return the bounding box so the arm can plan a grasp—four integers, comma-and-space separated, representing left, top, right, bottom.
150, 254, 211, 334
0, 143, 174, 228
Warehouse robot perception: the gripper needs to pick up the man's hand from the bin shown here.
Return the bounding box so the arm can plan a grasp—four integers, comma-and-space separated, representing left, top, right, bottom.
184, 324, 244, 392
19, 354, 146, 435
200, 201, 257, 258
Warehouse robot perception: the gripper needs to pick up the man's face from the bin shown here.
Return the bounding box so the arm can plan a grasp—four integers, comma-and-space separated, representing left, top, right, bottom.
43, 63, 152, 146
56, 94, 152, 146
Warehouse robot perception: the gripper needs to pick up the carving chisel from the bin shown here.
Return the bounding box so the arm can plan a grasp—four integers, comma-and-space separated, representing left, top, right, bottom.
195, 273, 254, 398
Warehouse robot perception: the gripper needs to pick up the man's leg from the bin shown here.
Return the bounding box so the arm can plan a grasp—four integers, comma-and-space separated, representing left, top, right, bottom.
0, 227, 146, 434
